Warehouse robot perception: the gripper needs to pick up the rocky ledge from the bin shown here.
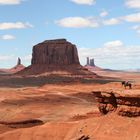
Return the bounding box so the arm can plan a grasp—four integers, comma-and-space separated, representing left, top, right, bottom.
93, 91, 140, 117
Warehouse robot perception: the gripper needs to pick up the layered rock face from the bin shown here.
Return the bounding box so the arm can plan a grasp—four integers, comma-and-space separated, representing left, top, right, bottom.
32, 39, 80, 66
93, 91, 140, 117
19, 39, 96, 76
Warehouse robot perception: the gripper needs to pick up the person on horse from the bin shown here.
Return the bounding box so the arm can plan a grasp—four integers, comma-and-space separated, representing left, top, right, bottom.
122, 81, 132, 89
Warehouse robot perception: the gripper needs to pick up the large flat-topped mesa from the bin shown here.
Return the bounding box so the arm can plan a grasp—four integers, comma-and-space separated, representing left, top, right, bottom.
18, 39, 97, 76
43, 39, 67, 44
32, 39, 80, 65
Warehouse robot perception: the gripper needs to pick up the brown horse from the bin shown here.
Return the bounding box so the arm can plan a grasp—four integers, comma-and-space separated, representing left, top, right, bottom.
122, 81, 132, 89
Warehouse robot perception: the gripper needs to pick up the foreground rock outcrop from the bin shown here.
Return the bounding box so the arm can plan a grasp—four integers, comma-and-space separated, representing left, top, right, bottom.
93, 91, 140, 117
19, 39, 96, 76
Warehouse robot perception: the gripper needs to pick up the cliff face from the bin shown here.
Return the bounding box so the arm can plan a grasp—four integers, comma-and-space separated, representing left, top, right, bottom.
93, 91, 140, 117
31, 39, 80, 66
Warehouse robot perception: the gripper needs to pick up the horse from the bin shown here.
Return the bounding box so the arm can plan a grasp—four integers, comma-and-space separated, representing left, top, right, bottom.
121, 81, 125, 86
122, 81, 132, 89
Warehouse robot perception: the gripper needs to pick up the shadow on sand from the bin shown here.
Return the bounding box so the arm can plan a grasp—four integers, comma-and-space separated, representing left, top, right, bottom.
0, 74, 121, 88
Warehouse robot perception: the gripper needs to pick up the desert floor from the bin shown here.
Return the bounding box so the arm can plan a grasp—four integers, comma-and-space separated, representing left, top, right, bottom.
0, 71, 139, 140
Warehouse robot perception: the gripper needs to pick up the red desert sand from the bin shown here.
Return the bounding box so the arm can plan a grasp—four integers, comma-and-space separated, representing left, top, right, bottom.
0, 81, 139, 140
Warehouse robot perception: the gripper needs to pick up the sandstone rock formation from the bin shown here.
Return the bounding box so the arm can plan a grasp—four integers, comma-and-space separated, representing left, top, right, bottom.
32, 39, 80, 65
90, 59, 95, 66
86, 57, 95, 66
93, 91, 140, 117
85, 57, 102, 71
19, 39, 96, 76
86, 57, 90, 65
17, 57, 21, 65
0, 58, 25, 74
10, 57, 25, 73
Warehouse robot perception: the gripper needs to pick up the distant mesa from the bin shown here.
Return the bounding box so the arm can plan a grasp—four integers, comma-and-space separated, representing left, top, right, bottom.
85, 57, 102, 71
18, 39, 97, 76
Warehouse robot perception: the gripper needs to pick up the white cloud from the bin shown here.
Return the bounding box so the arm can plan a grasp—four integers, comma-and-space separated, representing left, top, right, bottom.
132, 25, 140, 34
56, 16, 121, 29
123, 12, 140, 22
0, 22, 33, 30
0, 34, 15, 40
125, 0, 140, 9
78, 40, 140, 69
0, 0, 22, 5
103, 12, 140, 26
21, 54, 31, 66
56, 12, 140, 29
70, 0, 95, 5
56, 17, 99, 28
0, 55, 15, 61
103, 40, 123, 48
23, 54, 31, 61
103, 18, 121, 25
100, 10, 108, 17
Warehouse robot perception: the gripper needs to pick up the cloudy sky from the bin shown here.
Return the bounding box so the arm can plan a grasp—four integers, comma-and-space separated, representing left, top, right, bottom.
0, 0, 140, 70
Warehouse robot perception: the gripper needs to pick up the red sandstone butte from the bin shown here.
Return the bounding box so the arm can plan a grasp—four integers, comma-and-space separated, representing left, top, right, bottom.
19, 39, 96, 76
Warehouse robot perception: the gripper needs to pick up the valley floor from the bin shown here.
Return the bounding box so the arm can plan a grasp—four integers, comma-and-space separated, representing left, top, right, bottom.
0, 71, 139, 139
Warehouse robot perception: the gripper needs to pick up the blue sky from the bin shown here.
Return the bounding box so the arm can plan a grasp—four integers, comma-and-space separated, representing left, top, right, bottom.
0, 0, 140, 70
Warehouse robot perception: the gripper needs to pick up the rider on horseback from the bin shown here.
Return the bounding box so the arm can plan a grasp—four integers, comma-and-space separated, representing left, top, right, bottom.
122, 81, 132, 89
